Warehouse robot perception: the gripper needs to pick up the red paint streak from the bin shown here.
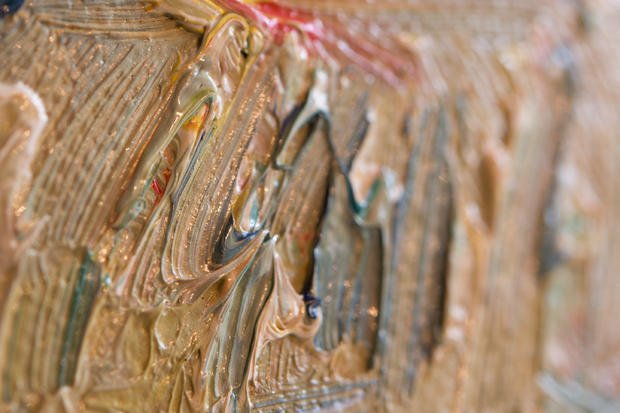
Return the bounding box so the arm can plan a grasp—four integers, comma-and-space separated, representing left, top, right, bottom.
253, 2, 325, 38
152, 178, 163, 198
209, 0, 418, 87
151, 166, 172, 207
252, 1, 411, 85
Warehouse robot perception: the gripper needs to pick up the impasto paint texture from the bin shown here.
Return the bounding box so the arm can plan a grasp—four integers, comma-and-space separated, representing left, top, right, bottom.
1, 0, 619, 411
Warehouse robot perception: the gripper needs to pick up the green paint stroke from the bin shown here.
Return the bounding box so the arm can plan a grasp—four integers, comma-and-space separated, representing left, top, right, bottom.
58, 253, 100, 387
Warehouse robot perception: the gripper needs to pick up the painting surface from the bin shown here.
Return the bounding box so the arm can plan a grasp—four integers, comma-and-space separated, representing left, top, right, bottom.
1, 0, 619, 411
